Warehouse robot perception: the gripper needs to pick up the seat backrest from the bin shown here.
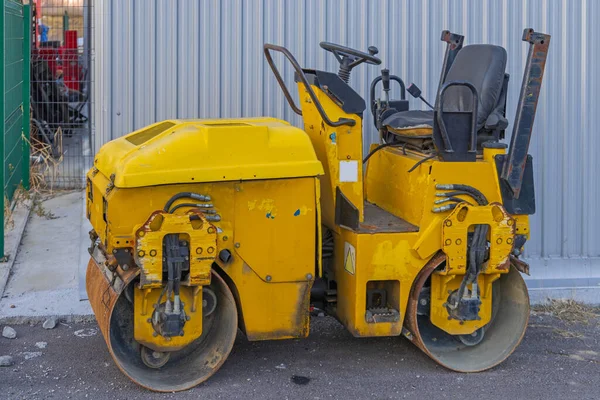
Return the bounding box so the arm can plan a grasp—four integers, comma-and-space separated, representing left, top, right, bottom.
442, 44, 507, 131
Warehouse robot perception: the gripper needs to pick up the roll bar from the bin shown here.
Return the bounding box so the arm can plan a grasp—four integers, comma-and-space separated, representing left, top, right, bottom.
501, 29, 551, 198
263, 43, 356, 127
437, 30, 465, 99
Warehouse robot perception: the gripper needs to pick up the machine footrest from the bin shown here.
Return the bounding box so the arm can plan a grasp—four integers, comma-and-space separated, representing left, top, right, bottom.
365, 307, 400, 323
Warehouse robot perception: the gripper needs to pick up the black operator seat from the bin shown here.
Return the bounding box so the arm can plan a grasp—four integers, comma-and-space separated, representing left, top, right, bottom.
383, 44, 509, 140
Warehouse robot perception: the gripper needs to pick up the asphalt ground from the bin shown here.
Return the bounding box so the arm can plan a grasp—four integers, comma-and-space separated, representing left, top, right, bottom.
0, 311, 599, 400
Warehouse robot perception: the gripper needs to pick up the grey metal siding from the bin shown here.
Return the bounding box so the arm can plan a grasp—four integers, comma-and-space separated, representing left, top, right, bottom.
93, 0, 600, 292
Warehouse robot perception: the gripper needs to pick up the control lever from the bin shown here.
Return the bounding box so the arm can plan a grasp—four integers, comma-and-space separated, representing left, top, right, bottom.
381, 69, 390, 103
369, 71, 409, 131
407, 83, 434, 110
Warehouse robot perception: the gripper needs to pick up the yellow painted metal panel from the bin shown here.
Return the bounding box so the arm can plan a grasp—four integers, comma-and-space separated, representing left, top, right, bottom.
357, 146, 527, 338
94, 118, 323, 188
233, 178, 317, 283
365, 147, 504, 229
86, 176, 237, 248
315, 178, 323, 278
333, 228, 426, 337
216, 258, 312, 341
297, 83, 364, 226
87, 168, 317, 342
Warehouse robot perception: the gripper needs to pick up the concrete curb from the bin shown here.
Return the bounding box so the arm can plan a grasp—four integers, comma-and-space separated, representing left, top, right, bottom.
0, 197, 33, 298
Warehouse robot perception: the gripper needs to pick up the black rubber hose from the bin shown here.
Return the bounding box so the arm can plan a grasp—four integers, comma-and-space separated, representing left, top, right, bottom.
174, 261, 181, 297
437, 190, 473, 198
444, 197, 474, 206
436, 184, 488, 206
165, 234, 179, 301
475, 225, 489, 272
469, 227, 482, 281
441, 184, 488, 306
408, 154, 437, 172
164, 192, 211, 212
454, 225, 481, 307
437, 190, 481, 206
362, 142, 404, 164
450, 184, 488, 205
156, 285, 167, 307
169, 203, 214, 214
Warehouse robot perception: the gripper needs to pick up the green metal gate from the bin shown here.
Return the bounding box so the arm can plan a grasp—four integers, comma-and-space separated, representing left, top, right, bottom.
1, 1, 30, 255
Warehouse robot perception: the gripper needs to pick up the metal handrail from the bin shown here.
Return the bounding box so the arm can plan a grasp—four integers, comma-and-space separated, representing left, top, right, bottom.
369, 74, 406, 120
436, 81, 479, 153
263, 43, 356, 127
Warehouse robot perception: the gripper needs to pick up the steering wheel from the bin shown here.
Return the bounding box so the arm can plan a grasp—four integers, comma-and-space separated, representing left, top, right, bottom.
320, 42, 382, 83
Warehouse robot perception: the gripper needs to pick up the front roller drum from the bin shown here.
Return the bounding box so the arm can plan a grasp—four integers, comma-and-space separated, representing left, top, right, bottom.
86, 259, 238, 392
404, 253, 530, 372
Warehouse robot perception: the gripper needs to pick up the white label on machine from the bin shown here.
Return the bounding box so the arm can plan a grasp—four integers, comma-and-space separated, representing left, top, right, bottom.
344, 242, 356, 275
339, 160, 358, 182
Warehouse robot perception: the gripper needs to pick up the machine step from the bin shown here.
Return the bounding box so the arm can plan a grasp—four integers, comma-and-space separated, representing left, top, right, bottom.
365, 307, 400, 323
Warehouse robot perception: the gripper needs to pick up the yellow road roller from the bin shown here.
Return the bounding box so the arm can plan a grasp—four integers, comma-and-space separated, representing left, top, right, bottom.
86, 28, 550, 391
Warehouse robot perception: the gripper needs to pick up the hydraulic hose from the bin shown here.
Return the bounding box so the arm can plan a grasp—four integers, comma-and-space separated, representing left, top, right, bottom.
164, 234, 180, 313
169, 203, 215, 214
164, 192, 211, 212
434, 196, 474, 206
362, 142, 404, 164
436, 184, 488, 206
408, 154, 437, 172
435, 190, 473, 199
437, 184, 489, 309
164, 195, 216, 313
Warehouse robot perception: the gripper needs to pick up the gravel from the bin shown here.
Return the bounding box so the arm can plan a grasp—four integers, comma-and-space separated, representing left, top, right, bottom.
0, 355, 13, 366
42, 317, 57, 330
0, 313, 598, 399
2, 326, 16, 339
22, 351, 42, 360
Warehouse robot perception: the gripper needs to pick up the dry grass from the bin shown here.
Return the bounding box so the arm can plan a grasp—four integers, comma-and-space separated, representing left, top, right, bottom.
534, 299, 600, 325
3, 194, 15, 230
26, 126, 63, 193
24, 125, 64, 219
3, 125, 64, 228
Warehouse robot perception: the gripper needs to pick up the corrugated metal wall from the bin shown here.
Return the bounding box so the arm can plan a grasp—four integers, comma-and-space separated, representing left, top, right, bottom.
93, 0, 600, 293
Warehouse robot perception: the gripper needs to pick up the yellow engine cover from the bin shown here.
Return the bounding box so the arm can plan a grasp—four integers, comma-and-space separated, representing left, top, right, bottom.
94, 117, 323, 188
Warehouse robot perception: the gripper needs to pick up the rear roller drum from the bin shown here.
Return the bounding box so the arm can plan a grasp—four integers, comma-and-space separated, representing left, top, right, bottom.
87, 263, 238, 392
405, 256, 530, 372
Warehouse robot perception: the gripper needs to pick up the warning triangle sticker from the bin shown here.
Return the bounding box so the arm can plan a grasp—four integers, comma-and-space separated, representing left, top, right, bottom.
344, 242, 356, 275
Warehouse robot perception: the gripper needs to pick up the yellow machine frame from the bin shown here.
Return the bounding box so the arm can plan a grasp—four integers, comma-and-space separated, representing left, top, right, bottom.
296, 81, 522, 337
84, 29, 549, 392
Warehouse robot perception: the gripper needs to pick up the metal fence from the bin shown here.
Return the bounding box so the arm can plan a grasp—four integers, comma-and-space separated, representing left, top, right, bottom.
30, 0, 92, 189
1, 0, 30, 256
